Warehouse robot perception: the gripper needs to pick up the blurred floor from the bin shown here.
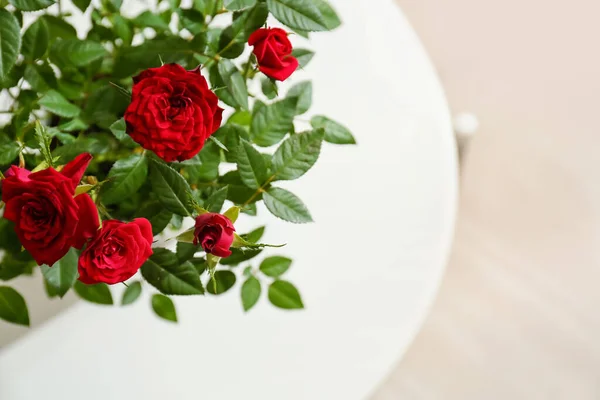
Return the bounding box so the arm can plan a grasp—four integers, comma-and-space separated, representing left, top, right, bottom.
372, 0, 600, 398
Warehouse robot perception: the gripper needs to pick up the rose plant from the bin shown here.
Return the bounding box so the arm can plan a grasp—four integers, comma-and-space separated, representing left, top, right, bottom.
0, 0, 355, 325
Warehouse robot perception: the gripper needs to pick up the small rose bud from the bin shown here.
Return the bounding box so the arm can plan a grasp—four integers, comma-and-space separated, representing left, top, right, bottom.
193, 213, 235, 258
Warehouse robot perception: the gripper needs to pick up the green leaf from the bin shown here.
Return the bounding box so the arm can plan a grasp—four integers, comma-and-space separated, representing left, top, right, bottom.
9, 0, 54, 11
74, 281, 114, 305
0, 286, 29, 326
261, 77, 278, 100
225, 0, 256, 10
59, 118, 89, 133
151, 294, 177, 322
313, 0, 341, 30
206, 270, 236, 295
236, 140, 268, 190
272, 129, 324, 180
137, 200, 173, 236
260, 256, 292, 277
176, 242, 200, 263
40, 248, 79, 298
251, 98, 297, 147
0, 138, 20, 166
223, 206, 241, 223
268, 280, 304, 309
132, 11, 171, 30
39, 90, 81, 118
266, 0, 329, 32
121, 281, 142, 305
149, 159, 193, 216
287, 81, 312, 115
101, 154, 149, 205
73, 0, 91, 12
228, 110, 252, 127
242, 226, 265, 243
50, 39, 107, 68
42, 15, 77, 41
220, 248, 262, 266
310, 115, 356, 145
0, 10, 21, 79
22, 18, 49, 62
206, 186, 228, 213
263, 187, 312, 223
291, 48, 314, 68
218, 59, 249, 110
141, 248, 204, 295
241, 276, 261, 311
112, 15, 133, 46
24, 63, 57, 93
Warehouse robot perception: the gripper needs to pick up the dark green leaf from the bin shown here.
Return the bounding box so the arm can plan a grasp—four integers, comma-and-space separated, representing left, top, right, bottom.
149, 159, 193, 216
39, 90, 81, 118
260, 256, 292, 277
241, 276, 261, 311
42, 15, 77, 41
74, 281, 114, 305
268, 280, 303, 309
121, 281, 142, 305
22, 18, 49, 62
141, 248, 204, 295
291, 48, 314, 68
241, 226, 265, 243
0, 10, 21, 79
206, 270, 236, 295
9, 0, 54, 11
272, 129, 323, 180
24, 63, 57, 93
176, 242, 201, 263
58, 118, 89, 133
220, 248, 262, 266
40, 248, 79, 298
218, 59, 249, 110
206, 185, 228, 213
101, 154, 149, 205
137, 200, 173, 236
263, 187, 312, 223
50, 39, 107, 67
109, 118, 127, 140
0, 286, 29, 326
310, 115, 356, 145
112, 15, 133, 45
0, 139, 20, 166
133, 10, 171, 30
236, 140, 268, 190
250, 98, 297, 147
73, 0, 92, 12
287, 81, 312, 115
266, 0, 328, 32
151, 294, 177, 322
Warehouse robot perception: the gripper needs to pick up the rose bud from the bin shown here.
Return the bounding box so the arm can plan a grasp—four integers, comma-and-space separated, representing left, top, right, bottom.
193, 213, 235, 258
1, 154, 99, 266
78, 218, 153, 285
248, 27, 299, 81
124, 63, 223, 162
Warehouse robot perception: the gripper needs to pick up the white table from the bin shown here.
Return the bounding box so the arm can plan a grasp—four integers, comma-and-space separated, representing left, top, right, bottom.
0, 1, 457, 398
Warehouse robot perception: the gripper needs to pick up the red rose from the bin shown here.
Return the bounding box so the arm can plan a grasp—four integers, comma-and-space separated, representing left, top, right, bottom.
249, 28, 299, 81
1, 153, 99, 266
193, 213, 235, 258
78, 218, 153, 285
124, 64, 224, 162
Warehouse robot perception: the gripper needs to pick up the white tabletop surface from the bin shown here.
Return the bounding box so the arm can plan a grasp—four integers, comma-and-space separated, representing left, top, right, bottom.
0, 0, 457, 398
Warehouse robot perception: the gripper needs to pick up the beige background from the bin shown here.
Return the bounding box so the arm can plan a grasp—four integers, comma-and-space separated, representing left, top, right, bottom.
373, 0, 600, 398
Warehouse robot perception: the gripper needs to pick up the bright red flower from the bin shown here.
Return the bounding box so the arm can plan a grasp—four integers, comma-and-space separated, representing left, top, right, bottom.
78, 218, 153, 285
193, 213, 235, 258
249, 28, 299, 81
124, 63, 223, 162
